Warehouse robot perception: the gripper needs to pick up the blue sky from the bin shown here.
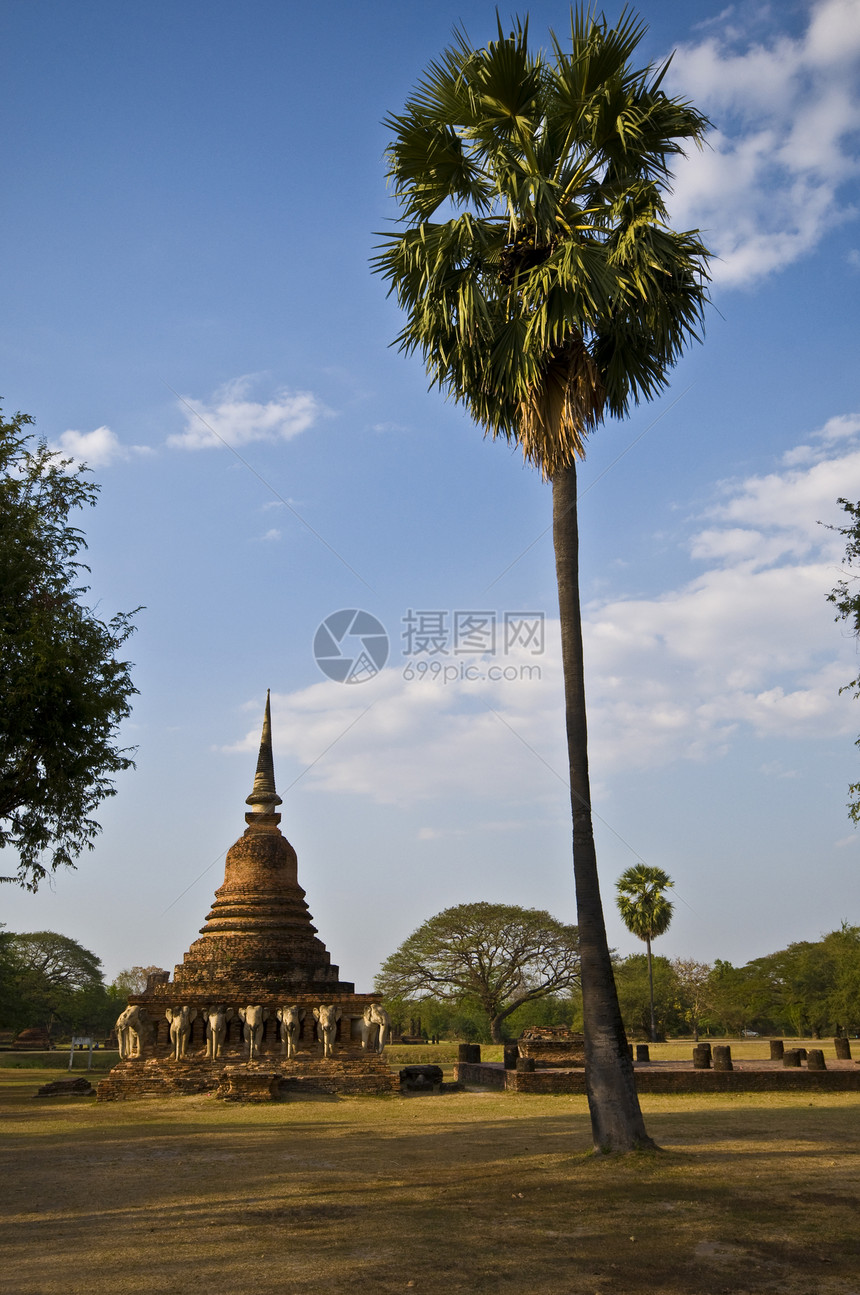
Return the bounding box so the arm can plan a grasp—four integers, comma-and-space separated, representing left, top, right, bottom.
2, 0, 860, 993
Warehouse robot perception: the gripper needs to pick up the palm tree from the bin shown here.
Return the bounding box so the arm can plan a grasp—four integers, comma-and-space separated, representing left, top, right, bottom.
616, 864, 675, 1042
373, 9, 709, 1151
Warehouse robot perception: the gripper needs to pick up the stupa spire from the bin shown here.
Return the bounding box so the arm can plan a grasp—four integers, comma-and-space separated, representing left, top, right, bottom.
245, 690, 283, 814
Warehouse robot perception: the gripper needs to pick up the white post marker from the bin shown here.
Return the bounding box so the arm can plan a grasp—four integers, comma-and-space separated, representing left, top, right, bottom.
68, 1037, 94, 1070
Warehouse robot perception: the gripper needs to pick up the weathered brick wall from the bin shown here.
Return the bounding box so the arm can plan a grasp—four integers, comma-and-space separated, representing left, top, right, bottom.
97, 1054, 398, 1101
517, 1041, 585, 1069
453, 1062, 860, 1095
455, 1062, 506, 1090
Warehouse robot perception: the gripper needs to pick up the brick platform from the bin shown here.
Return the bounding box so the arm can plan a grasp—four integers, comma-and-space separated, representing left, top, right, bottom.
97, 1054, 397, 1101
455, 1059, 860, 1094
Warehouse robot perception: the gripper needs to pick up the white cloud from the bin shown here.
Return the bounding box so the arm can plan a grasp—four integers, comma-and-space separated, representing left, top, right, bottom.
223, 414, 860, 802
668, 0, 860, 286
168, 376, 325, 451
52, 425, 151, 468
817, 413, 860, 443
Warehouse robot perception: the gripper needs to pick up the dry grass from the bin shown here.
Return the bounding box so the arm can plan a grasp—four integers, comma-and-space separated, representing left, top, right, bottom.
2, 1066, 859, 1295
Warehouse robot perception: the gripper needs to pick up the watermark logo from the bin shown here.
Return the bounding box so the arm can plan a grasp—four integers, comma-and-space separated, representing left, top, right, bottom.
313, 609, 389, 684
314, 608, 545, 684
402, 610, 545, 657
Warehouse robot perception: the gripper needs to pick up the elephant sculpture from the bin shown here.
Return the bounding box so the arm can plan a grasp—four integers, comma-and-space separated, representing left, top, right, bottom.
368, 1003, 392, 1054
359, 1006, 379, 1053
202, 1005, 233, 1060
360, 1004, 392, 1054
115, 1005, 149, 1059
276, 1005, 304, 1059
239, 1005, 269, 1060
313, 1004, 341, 1058
165, 1005, 197, 1061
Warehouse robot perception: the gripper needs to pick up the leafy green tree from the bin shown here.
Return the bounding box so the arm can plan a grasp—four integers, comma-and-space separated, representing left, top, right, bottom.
0, 924, 22, 1030
752, 925, 860, 1037
374, 902, 580, 1043
373, 10, 710, 1150
750, 943, 833, 1038
0, 408, 139, 890
615, 864, 674, 1041
672, 957, 711, 1041
109, 965, 169, 1001
614, 953, 683, 1039
2, 931, 106, 1038
827, 498, 860, 821
820, 924, 860, 1035
388, 995, 493, 1043
705, 959, 774, 1037
505, 991, 581, 1036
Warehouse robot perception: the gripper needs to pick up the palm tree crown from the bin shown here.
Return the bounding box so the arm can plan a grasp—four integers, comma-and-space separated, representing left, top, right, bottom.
616, 863, 674, 1043
373, 8, 710, 477
616, 864, 675, 944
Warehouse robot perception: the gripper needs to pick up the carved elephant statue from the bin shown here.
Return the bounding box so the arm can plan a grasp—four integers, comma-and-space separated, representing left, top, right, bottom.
202, 1005, 233, 1060
116, 1004, 149, 1059
369, 1004, 392, 1054
359, 1006, 379, 1053
276, 1005, 305, 1059
239, 1005, 269, 1060
165, 1005, 197, 1061
313, 1004, 342, 1058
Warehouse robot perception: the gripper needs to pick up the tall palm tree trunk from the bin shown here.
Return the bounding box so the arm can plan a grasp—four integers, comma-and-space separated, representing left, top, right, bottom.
552, 462, 655, 1152
646, 933, 656, 1042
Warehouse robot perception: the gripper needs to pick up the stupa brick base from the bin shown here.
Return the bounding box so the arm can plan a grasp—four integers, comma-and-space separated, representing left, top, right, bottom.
99, 694, 396, 1100
97, 1052, 396, 1101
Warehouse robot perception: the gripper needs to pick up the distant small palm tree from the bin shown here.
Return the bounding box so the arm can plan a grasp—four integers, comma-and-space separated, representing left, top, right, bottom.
616, 865, 674, 1042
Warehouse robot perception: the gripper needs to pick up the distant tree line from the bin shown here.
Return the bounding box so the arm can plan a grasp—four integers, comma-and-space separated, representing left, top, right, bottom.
580, 928, 860, 1042
4, 920, 857, 1046
378, 917, 860, 1043
0, 927, 165, 1044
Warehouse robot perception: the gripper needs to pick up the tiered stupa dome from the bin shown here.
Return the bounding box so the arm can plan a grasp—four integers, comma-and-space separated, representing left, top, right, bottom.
170, 692, 354, 998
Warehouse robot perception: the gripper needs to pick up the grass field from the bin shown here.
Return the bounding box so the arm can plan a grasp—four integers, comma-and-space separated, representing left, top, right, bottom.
2, 1057, 859, 1295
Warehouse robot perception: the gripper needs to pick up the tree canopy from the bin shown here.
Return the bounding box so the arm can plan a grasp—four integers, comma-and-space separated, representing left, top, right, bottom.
373, 9, 710, 478
374, 901, 580, 1042
616, 864, 674, 945
610, 927, 860, 1040
0, 408, 139, 889
109, 965, 169, 1000
616, 864, 674, 1042
0, 930, 114, 1038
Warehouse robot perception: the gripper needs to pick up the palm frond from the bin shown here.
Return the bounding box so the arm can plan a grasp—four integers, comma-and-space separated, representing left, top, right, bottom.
373, 6, 711, 477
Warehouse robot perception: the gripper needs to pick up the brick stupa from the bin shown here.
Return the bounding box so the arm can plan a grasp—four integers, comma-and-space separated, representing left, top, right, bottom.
98, 694, 395, 1100
172, 693, 351, 998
